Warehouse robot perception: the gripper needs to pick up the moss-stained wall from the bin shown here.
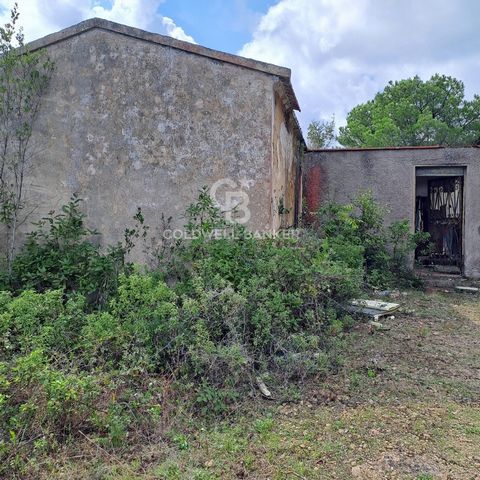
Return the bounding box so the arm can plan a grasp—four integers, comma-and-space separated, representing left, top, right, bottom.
19, 23, 298, 254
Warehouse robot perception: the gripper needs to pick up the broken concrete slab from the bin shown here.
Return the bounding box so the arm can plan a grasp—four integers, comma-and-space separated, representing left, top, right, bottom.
348, 299, 400, 320
351, 300, 399, 311
434, 265, 462, 275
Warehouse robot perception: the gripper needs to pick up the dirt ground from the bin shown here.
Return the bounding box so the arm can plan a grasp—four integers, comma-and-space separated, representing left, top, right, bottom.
49, 290, 480, 480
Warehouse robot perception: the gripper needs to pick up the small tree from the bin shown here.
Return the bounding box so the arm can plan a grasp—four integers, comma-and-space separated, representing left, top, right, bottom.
307, 116, 336, 149
0, 4, 54, 273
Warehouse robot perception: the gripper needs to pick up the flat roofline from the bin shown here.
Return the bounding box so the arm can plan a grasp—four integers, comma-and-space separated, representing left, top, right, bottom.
27, 17, 300, 111
307, 145, 480, 152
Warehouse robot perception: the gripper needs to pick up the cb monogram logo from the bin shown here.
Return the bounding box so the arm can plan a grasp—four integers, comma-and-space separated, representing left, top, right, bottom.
210, 178, 252, 224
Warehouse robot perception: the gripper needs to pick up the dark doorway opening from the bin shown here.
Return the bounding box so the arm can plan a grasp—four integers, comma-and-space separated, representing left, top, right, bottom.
415, 167, 464, 273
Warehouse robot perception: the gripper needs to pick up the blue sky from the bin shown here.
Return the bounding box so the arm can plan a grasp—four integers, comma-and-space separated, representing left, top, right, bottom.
160, 0, 275, 53
1, 0, 480, 133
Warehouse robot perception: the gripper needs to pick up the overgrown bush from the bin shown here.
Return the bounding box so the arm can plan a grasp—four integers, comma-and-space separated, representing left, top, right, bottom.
9, 197, 140, 307
0, 188, 423, 476
317, 191, 428, 287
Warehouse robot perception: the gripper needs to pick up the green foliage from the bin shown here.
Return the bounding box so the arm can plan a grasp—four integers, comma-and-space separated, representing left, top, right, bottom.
159, 193, 363, 409
0, 288, 85, 354
83, 273, 179, 370
185, 186, 229, 237
318, 191, 426, 287
0, 188, 368, 475
0, 280, 172, 474
0, 187, 423, 476
253, 416, 275, 435
0, 4, 54, 272
388, 219, 430, 277
10, 197, 137, 307
338, 74, 480, 147
307, 116, 336, 149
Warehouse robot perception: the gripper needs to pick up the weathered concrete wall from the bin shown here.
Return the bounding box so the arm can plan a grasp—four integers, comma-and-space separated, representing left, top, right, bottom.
304, 147, 480, 278
271, 92, 302, 230
17, 22, 303, 257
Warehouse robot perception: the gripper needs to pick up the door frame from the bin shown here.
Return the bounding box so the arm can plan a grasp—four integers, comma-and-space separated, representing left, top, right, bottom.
415, 166, 466, 272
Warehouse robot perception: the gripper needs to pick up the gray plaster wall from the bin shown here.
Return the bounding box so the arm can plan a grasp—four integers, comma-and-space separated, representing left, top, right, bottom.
271, 92, 302, 230
19, 25, 295, 256
304, 147, 480, 278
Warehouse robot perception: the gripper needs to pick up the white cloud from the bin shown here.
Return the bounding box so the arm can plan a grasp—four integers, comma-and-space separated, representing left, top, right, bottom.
240, 0, 480, 132
0, 0, 195, 43
160, 16, 194, 43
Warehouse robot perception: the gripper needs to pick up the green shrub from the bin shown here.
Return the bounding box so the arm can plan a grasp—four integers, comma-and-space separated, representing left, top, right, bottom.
317, 191, 427, 287
1, 349, 100, 476
389, 219, 430, 281
10, 197, 137, 307
0, 289, 85, 355
1, 189, 398, 476
80, 274, 182, 373
108, 273, 179, 367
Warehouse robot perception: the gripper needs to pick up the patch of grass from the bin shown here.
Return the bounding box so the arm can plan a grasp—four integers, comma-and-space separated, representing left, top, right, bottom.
154, 462, 182, 480
349, 371, 365, 390
172, 433, 189, 451
34, 291, 480, 479
253, 415, 275, 435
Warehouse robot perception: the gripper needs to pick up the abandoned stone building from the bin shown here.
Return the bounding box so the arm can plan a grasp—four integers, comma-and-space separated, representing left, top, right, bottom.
25, 17, 304, 248
22, 18, 480, 278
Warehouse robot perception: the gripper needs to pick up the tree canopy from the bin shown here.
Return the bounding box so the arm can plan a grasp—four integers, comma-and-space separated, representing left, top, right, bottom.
307, 116, 335, 149
337, 74, 480, 147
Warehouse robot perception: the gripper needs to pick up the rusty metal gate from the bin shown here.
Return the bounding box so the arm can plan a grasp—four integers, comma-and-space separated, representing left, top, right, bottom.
425, 176, 463, 267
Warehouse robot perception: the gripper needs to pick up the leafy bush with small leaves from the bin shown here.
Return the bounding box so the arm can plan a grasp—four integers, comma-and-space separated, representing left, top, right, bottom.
151, 192, 364, 410
81, 273, 180, 370
10, 197, 140, 307
388, 219, 430, 280
317, 191, 428, 287
0, 188, 418, 477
